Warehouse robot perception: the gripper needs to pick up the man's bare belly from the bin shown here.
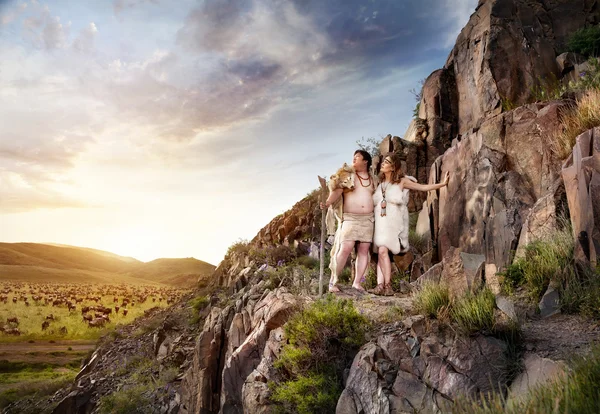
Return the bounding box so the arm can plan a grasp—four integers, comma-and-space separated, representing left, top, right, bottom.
343, 175, 374, 214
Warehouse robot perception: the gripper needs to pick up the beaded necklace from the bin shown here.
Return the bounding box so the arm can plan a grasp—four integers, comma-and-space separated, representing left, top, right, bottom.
356, 173, 372, 188
380, 181, 389, 217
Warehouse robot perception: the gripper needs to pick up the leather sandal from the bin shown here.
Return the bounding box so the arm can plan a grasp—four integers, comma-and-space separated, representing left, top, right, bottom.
368, 284, 385, 295
384, 284, 395, 296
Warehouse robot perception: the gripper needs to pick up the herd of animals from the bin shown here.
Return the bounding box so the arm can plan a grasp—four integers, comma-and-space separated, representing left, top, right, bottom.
0, 282, 187, 337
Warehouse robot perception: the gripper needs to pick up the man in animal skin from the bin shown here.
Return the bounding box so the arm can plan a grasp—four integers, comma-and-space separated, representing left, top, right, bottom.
321, 150, 375, 292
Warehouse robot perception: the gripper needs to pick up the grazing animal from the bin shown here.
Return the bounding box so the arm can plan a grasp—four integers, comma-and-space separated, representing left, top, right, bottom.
88, 318, 106, 328
42, 321, 50, 330
6, 317, 19, 325
122, 309, 128, 317
59, 326, 68, 335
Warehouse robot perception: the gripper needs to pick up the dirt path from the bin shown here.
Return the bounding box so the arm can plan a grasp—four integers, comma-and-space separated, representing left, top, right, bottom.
520, 313, 600, 362
0, 340, 96, 364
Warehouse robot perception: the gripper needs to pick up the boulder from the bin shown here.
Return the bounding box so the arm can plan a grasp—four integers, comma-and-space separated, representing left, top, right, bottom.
561, 127, 600, 266
220, 289, 299, 413
538, 285, 561, 319
439, 248, 485, 298
337, 319, 510, 413
508, 353, 568, 402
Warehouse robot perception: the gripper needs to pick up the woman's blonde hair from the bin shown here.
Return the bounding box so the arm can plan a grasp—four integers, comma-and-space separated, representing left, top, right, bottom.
378, 152, 405, 184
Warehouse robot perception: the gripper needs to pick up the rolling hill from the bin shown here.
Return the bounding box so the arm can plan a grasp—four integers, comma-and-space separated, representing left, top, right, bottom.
0, 243, 215, 287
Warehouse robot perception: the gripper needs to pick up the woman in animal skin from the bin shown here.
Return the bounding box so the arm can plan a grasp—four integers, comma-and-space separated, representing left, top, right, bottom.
370, 153, 449, 296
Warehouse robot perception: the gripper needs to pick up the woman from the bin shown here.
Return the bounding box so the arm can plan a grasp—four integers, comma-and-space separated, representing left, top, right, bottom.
370, 153, 449, 296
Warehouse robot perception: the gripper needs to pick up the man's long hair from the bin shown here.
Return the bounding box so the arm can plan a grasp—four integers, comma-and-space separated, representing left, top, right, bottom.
354, 149, 372, 171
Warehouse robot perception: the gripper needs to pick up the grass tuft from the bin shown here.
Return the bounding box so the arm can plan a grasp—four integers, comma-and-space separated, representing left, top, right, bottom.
413, 282, 451, 319
451, 288, 496, 334
552, 88, 600, 160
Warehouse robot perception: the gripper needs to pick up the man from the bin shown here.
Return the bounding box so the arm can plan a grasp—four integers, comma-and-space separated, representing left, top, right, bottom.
321, 150, 375, 292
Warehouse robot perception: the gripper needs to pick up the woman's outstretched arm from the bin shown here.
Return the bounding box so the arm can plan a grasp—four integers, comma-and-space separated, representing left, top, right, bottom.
401, 171, 450, 192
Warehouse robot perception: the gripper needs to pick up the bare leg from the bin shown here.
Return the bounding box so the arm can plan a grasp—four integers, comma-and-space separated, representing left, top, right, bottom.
352, 242, 370, 291
376, 262, 384, 285
330, 241, 354, 292
378, 246, 392, 286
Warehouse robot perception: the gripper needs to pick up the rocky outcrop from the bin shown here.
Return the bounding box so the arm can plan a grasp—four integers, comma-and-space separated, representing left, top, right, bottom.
337, 316, 510, 414
561, 127, 600, 265
417, 101, 568, 269
251, 194, 321, 247
179, 283, 301, 414
447, 0, 599, 135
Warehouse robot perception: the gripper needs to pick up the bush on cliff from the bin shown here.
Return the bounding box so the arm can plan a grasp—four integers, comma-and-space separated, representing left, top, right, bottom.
501, 224, 600, 318
553, 87, 600, 160
271, 295, 369, 413
501, 226, 574, 301
567, 24, 600, 57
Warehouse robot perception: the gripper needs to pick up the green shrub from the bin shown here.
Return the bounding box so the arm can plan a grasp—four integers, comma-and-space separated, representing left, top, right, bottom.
413, 282, 450, 319
295, 255, 319, 270
277, 296, 368, 375
560, 264, 600, 319
530, 73, 567, 102
380, 305, 405, 324
451, 288, 496, 334
567, 25, 600, 57
454, 345, 600, 414
271, 296, 369, 413
190, 295, 209, 312
248, 246, 268, 265
270, 373, 340, 414
226, 239, 251, 256
501, 227, 574, 301
268, 245, 297, 266
338, 267, 352, 284
501, 95, 518, 111
409, 229, 428, 254
98, 384, 154, 414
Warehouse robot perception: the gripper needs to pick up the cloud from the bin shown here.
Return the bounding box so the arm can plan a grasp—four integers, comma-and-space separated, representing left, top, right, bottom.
113, 0, 158, 16
72, 22, 97, 53
0, 171, 92, 213
21, 4, 70, 50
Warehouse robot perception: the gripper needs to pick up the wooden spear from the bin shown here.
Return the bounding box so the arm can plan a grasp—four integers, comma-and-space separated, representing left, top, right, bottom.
318, 175, 328, 297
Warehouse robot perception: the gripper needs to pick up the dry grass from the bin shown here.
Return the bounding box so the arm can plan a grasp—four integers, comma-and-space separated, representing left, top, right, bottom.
553, 88, 600, 160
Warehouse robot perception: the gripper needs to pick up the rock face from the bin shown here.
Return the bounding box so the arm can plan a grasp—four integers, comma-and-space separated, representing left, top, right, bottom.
251, 193, 321, 247
417, 101, 568, 269
179, 284, 300, 414
337, 317, 509, 414
445, 0, 599, 135
561, 127, 600, 266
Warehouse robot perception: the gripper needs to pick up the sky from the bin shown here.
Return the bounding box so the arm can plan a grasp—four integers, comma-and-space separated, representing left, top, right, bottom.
0, 0, 478, 265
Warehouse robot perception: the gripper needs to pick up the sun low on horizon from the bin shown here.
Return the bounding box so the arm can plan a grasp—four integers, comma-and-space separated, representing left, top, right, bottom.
0, 0, 478, 266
